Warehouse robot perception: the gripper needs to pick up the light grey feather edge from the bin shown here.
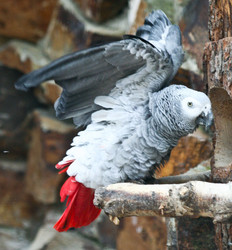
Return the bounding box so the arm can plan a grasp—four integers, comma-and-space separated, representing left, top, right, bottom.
56, 10, 183, 126
15, 10, 183, 127
57, 39, 175, 127
136, 10, 184, 80
136, 10, 172, 42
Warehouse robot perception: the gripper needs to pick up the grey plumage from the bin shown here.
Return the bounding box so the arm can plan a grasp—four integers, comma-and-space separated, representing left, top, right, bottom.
15, 10, 213, 188
15, 10, 183, 127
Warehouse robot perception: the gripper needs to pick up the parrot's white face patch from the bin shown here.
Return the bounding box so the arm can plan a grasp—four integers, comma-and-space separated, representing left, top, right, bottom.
181, 97, 211, 121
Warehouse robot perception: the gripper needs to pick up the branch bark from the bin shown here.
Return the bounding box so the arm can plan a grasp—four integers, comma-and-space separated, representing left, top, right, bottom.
205, 1, 232, 248
166, 218, 178, 250
94, 181, 232, 223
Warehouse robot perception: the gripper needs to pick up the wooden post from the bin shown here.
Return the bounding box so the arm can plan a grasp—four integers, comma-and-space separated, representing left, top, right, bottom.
203, 0, 232, 248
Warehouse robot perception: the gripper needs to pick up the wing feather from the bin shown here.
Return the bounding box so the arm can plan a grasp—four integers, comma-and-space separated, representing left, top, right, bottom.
15, 10, 184, 126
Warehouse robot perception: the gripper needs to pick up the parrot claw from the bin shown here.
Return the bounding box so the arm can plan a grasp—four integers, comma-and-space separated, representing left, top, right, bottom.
109, 215, 120, 225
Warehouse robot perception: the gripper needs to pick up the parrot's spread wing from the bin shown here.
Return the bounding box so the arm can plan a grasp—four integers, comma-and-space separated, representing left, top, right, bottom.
15, 10, 184, 127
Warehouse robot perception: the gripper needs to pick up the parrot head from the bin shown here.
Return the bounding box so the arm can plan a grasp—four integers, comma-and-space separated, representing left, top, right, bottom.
175, 85, 213, 132
151, 85, 213, 135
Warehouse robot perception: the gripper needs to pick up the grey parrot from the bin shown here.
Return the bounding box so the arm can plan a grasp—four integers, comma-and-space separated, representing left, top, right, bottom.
15, 10, 213, 232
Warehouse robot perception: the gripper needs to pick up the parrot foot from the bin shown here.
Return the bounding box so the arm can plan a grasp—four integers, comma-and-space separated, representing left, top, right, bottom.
125, 177, 156, 185
125, 179, 145, 184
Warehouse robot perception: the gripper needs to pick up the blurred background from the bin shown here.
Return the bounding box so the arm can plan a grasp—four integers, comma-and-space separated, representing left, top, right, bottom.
0, 0, 215, 249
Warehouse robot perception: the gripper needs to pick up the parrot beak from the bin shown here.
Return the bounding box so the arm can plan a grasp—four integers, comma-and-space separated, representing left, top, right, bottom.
196, 109, 214, 130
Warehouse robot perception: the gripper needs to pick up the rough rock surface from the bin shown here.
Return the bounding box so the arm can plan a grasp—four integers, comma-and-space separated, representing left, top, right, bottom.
0, 0, 57, 42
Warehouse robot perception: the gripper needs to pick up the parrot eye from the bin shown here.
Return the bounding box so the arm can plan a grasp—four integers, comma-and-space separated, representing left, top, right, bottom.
187, 101, 193, 107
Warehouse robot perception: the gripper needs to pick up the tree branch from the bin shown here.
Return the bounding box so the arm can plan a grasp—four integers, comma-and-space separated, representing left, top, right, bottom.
94, 181, 232, 224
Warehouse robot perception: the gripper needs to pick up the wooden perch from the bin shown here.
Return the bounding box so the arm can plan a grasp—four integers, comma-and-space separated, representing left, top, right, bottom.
94, 181, 232, 224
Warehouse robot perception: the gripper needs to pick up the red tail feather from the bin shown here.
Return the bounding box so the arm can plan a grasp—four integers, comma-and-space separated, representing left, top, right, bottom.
56, 160, 74, 170
54, 161, 101, 232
